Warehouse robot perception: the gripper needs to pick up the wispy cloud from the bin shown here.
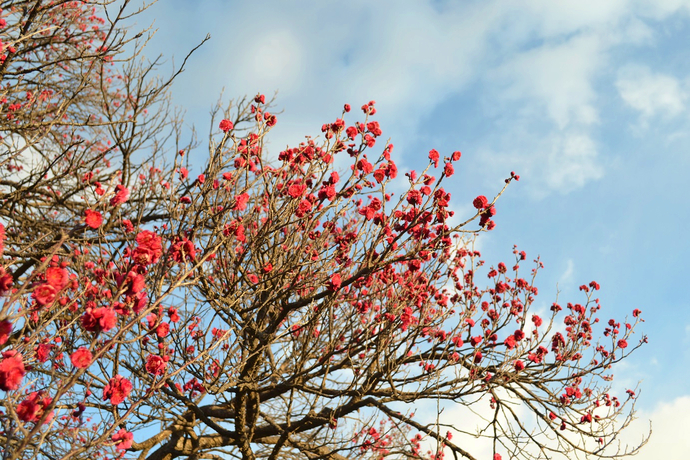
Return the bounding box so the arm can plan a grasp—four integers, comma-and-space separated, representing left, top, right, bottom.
616, 64, 687, 120
492, 32, 603, 129
142, 0, 690, 196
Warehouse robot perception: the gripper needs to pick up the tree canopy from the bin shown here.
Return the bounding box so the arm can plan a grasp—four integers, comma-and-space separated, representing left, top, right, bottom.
0, 1, 647, 460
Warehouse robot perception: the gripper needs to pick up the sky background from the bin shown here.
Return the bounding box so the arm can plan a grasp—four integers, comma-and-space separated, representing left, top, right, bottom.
131, 1, 690, 458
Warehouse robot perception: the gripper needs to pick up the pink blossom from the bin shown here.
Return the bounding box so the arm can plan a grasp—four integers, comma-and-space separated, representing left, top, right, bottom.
0, 350, 25, 391
32, 283, 57, 306
156, 322, 170, 338
145, 355, 167, 376
70, 347, 93, 368
103, 375, 132, 405
234, 193, 250, 211
84, 209, 103, 229
219, 119, 233, 132
0, 320, 12, 345
81, 307, 117, 333
473, 195, 489, 209
17, 392, 53, 423
428, 149, 440, 167
110, 184, 129, 206
45, 267, 68, 290
112, 428, 133, 451
329, 273, 342, 290
0, 267, 12, 296
133, 230, 163, 266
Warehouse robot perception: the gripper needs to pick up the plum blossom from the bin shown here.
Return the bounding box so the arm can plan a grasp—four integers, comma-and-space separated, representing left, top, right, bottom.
103, 375, 132, 405
112, 428, 134, 451
70, 347, 93, 368
0, 350, 25, 391
110, 184, 129, 206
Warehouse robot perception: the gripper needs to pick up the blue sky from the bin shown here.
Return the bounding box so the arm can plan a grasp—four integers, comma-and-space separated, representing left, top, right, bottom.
134, 0, 690, 457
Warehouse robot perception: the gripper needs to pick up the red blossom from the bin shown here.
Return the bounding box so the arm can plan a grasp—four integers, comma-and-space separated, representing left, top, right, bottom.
0, 320, 11, 345
122, 219, 134, 233
0, 350, 25, 391
84, 209, 103, 229
0, 268, 12, 296
112, 428, 134, 451
219, 119, 234, 132
168, 307, 181, 323
287, 183, 307, 198
81, 307, 117, 333
234, 193, 250, 211
407, 190, 423, 206
428, 149, 440, 167
318, 184, 336, 201
133, 230, 163, 266
110, 184, 130, 206
17, 392, 53, 424
70, 347, 93, 368
329, 273, 342, 290
295, 199, 312, 217
170, 238, 196, 263
156, 322, 170, 338
103, 375, 132, 405
32, 283, 57, 306
125, 271, 146, 294
473, 195, 489, 209
145, 355, 167, 376
16, 397, 38, 422
36, 343, 52, 363
45, 267, 68, 290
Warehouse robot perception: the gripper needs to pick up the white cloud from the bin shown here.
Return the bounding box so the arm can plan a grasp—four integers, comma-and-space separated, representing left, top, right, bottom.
616, 64, 686, 118
239, 30, 304, 94
138, 0, 690, 198
521, 0, 633, 39
543, 131, 605, 191
619, 396, 690, 460
479, 129, 604, 196
493, 33, 603, 129
636, 0, 690, 20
